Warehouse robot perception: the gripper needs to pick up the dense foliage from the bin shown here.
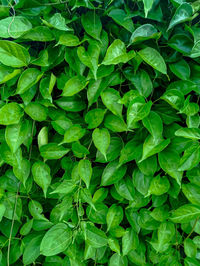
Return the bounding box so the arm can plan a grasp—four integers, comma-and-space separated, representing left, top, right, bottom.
0, 0, 199, 265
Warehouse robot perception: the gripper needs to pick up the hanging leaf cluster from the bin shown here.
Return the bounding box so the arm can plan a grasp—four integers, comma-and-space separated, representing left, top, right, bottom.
0, 0, 199, 265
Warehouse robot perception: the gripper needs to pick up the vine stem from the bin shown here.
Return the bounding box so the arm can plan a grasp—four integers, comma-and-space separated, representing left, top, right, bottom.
7, 120, 36, 266
185, 218, 199, 240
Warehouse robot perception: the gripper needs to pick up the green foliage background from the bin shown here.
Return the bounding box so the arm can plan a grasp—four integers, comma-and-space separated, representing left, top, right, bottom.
0, 0, 199, 265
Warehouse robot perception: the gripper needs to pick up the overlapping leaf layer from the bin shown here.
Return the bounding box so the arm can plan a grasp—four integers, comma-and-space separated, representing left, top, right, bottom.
0, 0, 199, 265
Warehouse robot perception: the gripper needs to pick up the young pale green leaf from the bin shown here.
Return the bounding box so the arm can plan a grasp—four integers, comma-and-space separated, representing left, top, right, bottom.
32, 161, 51, 197
85, 108, 106, 129
158, 149, 183, 185
143, 0, 154, 17
78, 159, 92, 188
0, 103, 24, 125
0, 16, 32, 38
50, 180, 77, 195
63, 124, 86, 143
0, 40, 30, 67
102, 39, 135, 65
40, 143, 70, 160
106, 204, 123, 231
40, 223, 72, 256
167, 3, 193, 31
92, 128, 110, 161
62, 76, 87, 97
38, 126, 48, 148
170, 204, 200, 223
0, 65, 21, 85
16, 68, 43, 95
101, 160, 127, 186
44, 13, 72, 31
81, 12, 102, 40
101, 88, 123, 117
138, 47, 167, 74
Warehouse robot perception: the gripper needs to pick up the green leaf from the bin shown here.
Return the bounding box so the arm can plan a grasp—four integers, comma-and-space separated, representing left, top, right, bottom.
38, 126, 48, 148
77, 43, 100, 80
127, 97, 152, 129
23, 234, 43, 265
81, 222, 107, 248
138, 47, 167, 74
184, 238, 197, 258
62, 76, 88, 97
57, 33, 80, 46
140, 135, 170, 162
148, 175, 170, 196
16, 68, 43, 95
32, 161, 51, 197
169, 59, 190, 80
115, 177, 135, 201
85, 108, 106, 129
161, 89, 184, 110
101, 88, 123, 117
40, 143, 70, 160
22, 26, 55, 42
143, 0, 154, 17
92, 128, 110, 161
0, 103, 24, 125
102, 39, 135, 65
78, 159, 92, 188
44, 13, 72, 31
175, 128, 200, 140
25, 102, 47, 122
108, 9, 134, 32
104, 114, 127, 132
101, 160, 127, 186
142, 111, 163, 139
167, 3, 193, 31
40, 223, 72, 256
0, 16, 32, 38
5, 120, 30, 153
182, 183, 200, 205
158, 149, 183, 185
0, 40, 30, 67
124, 68, 153, 98
119, 138, 142, 166
63, 124, 86, 143
170, 204, 200, 223
81, 12, 102, 40
106, 204, 123, 231
178, 142, 200, 171
122, 228, 139, 256
130, 24, 158, 44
